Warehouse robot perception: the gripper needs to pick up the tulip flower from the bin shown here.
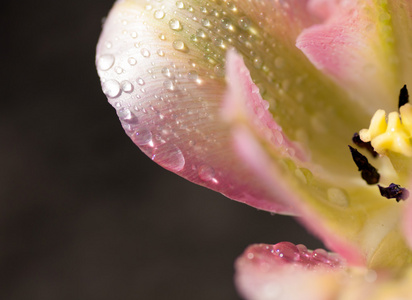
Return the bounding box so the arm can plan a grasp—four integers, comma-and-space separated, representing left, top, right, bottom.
96, 0, 412, 298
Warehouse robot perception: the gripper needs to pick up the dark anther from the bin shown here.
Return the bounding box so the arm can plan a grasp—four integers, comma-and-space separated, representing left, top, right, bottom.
349, 145, 380, 184
399, 84, 409, 109
378, 183, 409, 202
352, 133, 378, 157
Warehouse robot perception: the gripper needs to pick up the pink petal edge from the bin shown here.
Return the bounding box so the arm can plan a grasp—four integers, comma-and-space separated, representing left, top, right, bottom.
235, 242, 346, 300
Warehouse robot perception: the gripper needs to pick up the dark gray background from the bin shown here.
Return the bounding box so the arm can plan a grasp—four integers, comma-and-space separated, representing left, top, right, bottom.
1, 1, 323, 299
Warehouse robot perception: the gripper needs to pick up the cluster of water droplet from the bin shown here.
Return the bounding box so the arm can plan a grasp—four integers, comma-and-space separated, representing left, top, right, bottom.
245, 242, 345, 270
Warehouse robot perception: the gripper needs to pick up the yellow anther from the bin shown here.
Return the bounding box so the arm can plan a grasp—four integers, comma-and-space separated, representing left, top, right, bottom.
359, 104, 412, 157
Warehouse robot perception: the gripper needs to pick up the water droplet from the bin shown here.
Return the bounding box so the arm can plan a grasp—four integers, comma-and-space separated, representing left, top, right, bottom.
159, 33, 166, 40
221, 18, 232, 30
161, 67, 174, 78
327, 188, 349, 207
152, 144, 185, 172
141, 48, 151, 57
115, 66, 124, 74
187, 70, 198, 81
154, 10, 165, 19
172, 40, 188, 52
117, 107, 139, 124
214, 64, 225, 77
238, 17, 251, 29
201, 18, 211, 27
312, 249, 330, 263
272, 242, 300, 262
128, 57, 137, 66
132, 128, 152, 146
130, 31, 138, 39
198, 165, 215, 182
105, 41, 112, 49
196, 29, 208, 39
121, 80, 134, 93
176, 1, 185, 9
163, 80, 176, 91
253, 57, 263, 69
137, 78, 145, 86
157, 49, 165, 57
102, 80, 121, 98
169, 19, 183, 31
97, 54, 115, 71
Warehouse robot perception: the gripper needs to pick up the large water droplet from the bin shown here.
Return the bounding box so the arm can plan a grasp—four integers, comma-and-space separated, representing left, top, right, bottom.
97, 54, 115, 71
169, 19, 183, 31
132, 128, 153, 146
312, 249, 330, 264
152, 144, 185, 172
102, 80, 121, 98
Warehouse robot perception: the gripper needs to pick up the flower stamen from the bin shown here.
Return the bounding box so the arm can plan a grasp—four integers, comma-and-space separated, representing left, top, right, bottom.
399, 84, 409, 109
348, 145, 380, 184
378, 183, 409, 202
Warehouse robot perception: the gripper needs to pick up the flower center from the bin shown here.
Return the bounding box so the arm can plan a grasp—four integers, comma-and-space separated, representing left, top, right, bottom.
351, 86, 412, 201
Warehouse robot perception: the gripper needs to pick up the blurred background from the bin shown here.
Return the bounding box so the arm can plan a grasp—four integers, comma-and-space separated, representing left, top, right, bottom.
1, 0, 323, 299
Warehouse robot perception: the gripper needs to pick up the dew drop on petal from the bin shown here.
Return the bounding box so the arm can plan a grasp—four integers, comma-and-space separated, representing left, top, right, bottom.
327, 188, 349, 207
137, 78, 145, 86
187, 70, 198, 81
102, 80, 121, 98
198, 164, 215, 182
132, 128, 152, 146
238, 17, 251, 29
172, 40, 188, 52
128, 57, 137, 66
121, 80, 134, 93
169, 19, 183, 31
312, 249, 330, 263
176, 1, 185, 9
163, 80, 176, 91
272, 242, 300, 262
141, 48, 151, 57
97, 54, 115, 71
152, 144, 185, 172
117, 107, 139, 124
214, 64, 225, 77
161, 67, 174, 78
154, 10, 165, 19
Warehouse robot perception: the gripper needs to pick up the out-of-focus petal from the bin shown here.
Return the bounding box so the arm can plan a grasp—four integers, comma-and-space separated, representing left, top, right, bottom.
235, 242, 346, 300
297, 0, 412, 113
235, 242, 412, 300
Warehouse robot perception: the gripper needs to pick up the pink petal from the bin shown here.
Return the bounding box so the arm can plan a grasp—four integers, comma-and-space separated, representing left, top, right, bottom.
96, 0, 301, 214
296, 0, 403, 113
235, 242, 346, 300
